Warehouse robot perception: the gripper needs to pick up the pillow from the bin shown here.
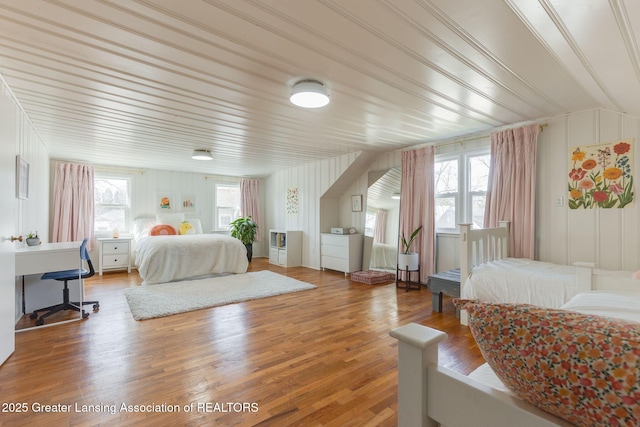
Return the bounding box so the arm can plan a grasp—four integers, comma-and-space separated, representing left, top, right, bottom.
133, 217, 157, 240
454, 299, 640, 427
149, 224, 177, 236
180, 218, 203, 235
155, 212, 184, 232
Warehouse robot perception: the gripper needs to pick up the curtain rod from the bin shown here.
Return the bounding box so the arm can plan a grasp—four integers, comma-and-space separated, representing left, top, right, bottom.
94, 165, 146, 175
434, 123, 548, 149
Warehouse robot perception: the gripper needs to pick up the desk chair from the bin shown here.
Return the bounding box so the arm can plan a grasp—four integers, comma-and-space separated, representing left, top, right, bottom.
30, 238, 100, 326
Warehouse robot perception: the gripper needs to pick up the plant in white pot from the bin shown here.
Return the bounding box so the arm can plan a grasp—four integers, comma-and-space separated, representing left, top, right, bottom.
398, 225, 422, 271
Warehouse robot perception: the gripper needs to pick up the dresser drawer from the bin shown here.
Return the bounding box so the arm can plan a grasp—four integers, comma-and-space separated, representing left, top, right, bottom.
321, 255, 349, 272
321, 234, 348, 247
102, 241, 129, 255
321, 244, 348, 258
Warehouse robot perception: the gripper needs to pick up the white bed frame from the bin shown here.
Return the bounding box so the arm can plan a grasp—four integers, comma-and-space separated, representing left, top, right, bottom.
390, 323, 573, 427
457, 221, 637, 324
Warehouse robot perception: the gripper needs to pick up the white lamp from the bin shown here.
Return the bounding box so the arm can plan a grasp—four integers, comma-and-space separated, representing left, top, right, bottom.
290, 80, 330, 108
192, 149, 213, 160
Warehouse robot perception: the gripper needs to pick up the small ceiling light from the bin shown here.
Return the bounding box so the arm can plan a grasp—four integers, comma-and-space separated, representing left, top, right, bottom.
391, 193, 401, 199
290, 79, 330, 108
192, 149, 213, 160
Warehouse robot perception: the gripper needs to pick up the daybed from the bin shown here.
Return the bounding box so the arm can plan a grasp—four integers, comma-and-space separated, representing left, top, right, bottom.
458, 221, 636, 324
391, 287, 640, 427
133, 215, 248, 285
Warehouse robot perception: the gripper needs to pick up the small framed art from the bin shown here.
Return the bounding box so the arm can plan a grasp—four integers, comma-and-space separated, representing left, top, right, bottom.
351, 194, 363, 212
16, 155, 29, 199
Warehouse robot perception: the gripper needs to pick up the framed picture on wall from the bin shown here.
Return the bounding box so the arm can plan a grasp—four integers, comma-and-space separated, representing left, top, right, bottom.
16, 155, 29, 199
351, 194, 363, 212
156, 193, 174, 212
180, 194, 196, 213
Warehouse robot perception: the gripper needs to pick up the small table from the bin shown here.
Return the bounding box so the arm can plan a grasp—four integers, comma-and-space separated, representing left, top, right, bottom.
427, 269, 461, 316
396, 264, 421, 292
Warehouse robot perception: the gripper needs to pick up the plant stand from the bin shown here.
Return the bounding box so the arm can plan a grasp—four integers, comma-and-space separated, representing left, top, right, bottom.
396, 264, 421, 292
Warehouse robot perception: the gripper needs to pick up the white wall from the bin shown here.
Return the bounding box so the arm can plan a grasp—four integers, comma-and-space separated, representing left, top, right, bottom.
7, 83, 50, 323
537, 109, 640, 270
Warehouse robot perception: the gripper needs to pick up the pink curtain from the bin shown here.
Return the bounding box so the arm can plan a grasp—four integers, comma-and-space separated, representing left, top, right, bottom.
373, 209, 387, 243
51, 162, 95, 248
484, 124, 539, 259
399, 146, 435, 282
240, 179, 261, 242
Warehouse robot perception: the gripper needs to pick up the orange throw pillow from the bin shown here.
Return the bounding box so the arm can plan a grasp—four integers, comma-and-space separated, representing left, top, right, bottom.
149, 224, 176, 236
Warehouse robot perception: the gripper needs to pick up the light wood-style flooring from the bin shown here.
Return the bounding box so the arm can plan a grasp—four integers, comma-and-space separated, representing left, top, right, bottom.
2, 258, 484, 426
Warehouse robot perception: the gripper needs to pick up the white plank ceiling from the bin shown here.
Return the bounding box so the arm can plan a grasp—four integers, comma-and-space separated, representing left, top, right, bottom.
1, 0, 639, 177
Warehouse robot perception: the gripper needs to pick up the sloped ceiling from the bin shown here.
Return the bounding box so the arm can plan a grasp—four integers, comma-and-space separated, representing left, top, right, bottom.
0, 0, 638, 177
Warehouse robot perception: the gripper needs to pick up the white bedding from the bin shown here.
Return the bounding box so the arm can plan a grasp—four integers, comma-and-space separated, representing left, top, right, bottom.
135, 234, 248, 285
370, 242, 397, 271
461, 257, 578, 308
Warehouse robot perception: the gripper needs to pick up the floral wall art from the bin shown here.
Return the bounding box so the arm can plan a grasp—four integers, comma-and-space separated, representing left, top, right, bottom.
568, 138, 634, 209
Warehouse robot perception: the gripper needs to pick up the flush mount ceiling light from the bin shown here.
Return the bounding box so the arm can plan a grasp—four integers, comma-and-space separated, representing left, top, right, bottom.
391, 193, 401, 199
290, 79, 330, 108
192, 149, 213, 160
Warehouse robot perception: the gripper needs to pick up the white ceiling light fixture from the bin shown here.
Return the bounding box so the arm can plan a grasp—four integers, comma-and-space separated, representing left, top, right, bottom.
391, 193, 401, 199
192, 149, 213, 160
290, 79, 330, 108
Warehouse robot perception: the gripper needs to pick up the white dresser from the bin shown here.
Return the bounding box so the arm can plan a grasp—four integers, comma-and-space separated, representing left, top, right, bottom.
321, 233, 363, 275
97, 237, 132, 275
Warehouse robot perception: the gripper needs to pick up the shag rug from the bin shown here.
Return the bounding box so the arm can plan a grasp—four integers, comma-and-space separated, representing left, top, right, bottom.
123, 270, 316, 320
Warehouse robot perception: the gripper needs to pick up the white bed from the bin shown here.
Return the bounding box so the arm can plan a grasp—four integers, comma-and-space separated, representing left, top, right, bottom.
391, 288, 640, 427
370, 242, 398, 273
133, 215, 248, 285
458, 221, 637, 324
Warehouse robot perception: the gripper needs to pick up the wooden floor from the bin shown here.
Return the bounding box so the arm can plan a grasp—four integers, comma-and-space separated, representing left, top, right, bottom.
2, 259, 484, 426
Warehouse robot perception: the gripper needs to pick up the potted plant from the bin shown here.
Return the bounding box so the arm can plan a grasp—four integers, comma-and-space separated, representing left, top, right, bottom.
398, 225, 422, 270
229, 216, 258, 262
26, 231, 40, 246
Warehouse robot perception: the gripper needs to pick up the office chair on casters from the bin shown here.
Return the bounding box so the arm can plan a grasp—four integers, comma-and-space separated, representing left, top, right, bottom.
30, 238, 100, 326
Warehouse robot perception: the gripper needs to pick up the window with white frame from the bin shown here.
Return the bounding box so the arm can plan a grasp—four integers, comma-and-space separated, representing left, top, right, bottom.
215, 183, 241, 230
434, 151, 490, 231
94, 175, 131, 235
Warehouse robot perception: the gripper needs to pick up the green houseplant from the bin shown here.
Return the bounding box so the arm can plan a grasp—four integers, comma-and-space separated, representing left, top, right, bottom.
398, 225, 422, 270
229, 216, 258, 262
26, 231, 40, 246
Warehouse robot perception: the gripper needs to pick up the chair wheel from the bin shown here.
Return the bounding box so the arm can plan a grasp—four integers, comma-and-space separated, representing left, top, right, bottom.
82, 311, 90, 319
93, 303, 100, 311
30, 312, 37, 320
36, 318, 44, 326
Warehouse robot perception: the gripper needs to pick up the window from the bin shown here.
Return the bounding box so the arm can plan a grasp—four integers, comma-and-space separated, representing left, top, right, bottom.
94, 175, 131, 234
434, 151, 490, 230
215, 184, 240, 230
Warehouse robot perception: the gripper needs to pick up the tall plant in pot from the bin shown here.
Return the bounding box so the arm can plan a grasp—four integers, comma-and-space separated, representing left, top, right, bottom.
229, 216, 258, 262
399, 225, 422, 270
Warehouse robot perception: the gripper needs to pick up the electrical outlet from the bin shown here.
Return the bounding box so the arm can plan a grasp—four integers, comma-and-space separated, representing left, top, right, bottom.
555, 196, 564, 207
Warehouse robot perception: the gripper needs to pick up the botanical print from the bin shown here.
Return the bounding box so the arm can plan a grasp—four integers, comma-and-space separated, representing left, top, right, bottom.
286, 187, 299, 215
568, 138, 634, 209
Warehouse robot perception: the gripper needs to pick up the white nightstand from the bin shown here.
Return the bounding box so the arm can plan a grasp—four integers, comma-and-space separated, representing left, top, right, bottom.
97, 237, 132, 275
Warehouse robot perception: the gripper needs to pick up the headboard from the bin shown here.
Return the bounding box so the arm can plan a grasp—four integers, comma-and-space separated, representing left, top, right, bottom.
459, 221, 509, 287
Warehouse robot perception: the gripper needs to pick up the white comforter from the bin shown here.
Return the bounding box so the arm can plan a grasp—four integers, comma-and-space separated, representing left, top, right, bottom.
461, 257, 578, 308
135, 234, 248, 285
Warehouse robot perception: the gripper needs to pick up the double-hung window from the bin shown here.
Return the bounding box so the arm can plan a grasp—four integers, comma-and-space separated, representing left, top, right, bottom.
94, 175, 131, 235
215, 183, 241, 230
434, 151, 490, 231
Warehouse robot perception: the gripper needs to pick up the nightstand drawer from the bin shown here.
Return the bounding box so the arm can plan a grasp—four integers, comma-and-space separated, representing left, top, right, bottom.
102, 255, 128, 268
102, 241, 129, 254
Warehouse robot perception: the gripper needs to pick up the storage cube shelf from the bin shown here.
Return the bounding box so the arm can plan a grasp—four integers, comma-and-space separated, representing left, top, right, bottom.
268, 230, 302, 267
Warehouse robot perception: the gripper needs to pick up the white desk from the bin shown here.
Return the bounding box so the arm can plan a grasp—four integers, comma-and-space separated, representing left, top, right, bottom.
15, 241, 82, 326
16, 241, 81, 276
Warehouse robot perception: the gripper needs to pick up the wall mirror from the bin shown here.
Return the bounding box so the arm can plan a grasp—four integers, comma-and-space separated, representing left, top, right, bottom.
362, 167, 401, 274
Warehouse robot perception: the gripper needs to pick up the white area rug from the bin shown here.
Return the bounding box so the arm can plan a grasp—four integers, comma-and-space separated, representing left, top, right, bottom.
123, 270, 316, 320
